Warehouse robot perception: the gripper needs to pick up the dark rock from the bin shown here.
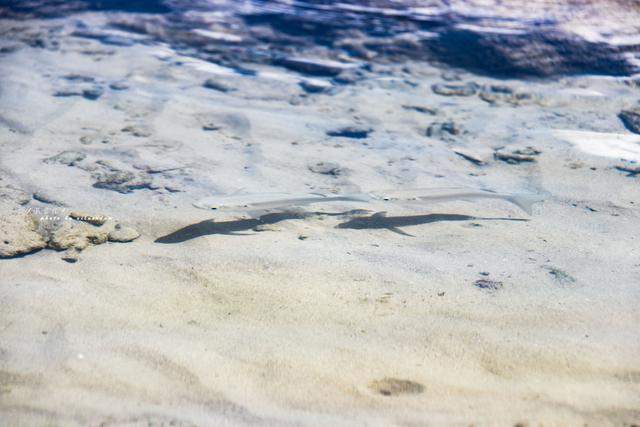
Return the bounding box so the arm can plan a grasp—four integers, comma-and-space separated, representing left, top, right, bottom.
326, 126, 372, 139
202, 122, 221, 131
53, 85, 103, 100
431, 82, 478, 97
121, 125, 151, 137
479, 85, 535, 106
92, 170, 153, 193
32, 192, 66, 206
10, 1, 637, 79
619, 108, 640, 134
80, 87, 103, 100
452, 148, 487, 166
53, 88, 81, 98
369, 378, 424, 396
63, 74, 95, 82
474, 279, 503, 291
299, 79, 331, 93
109, 81, 129, 90
203, 78, 234, 92
163, 184, 183, 193
494, 147, 541, 164
277, 57, 355, 76
0, 45, 20, 54
79, 135, 111, 145
426, 121, 462, 139
402, 105, 437, 115
428, 28, 637, 78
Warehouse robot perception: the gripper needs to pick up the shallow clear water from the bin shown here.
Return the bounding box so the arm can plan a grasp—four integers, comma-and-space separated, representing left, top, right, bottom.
1, 1, 640, 426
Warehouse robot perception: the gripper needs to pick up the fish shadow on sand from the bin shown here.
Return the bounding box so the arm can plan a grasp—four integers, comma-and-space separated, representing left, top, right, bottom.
155, 210, 368, 244
336, 212, 529, 236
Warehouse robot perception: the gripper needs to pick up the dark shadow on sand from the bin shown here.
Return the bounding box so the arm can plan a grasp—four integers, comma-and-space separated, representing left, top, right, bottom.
156, 210, 528, 243
336, 212, 528, 236
155, 210, 369, 244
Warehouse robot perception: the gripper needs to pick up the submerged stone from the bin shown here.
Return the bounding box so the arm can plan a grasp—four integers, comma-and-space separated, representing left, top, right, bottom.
619, 108, 640, 134
326, 126, 372, 139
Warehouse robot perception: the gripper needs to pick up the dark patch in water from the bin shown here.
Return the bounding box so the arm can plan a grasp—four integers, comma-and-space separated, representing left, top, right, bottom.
0, 0, 171, 18
2, 0, 638, 77
429, 28, 637, 77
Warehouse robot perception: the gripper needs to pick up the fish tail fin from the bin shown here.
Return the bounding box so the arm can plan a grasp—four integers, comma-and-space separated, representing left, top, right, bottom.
506, 194, 545, 215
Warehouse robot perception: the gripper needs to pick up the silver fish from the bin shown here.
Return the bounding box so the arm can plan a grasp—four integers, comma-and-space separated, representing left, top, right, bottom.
194, 188, 543, 216
193, 192, 370, 214
368, 187, 544, 215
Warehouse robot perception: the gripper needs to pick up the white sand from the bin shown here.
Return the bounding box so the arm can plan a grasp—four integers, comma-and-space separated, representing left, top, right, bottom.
0, 18, 639, 427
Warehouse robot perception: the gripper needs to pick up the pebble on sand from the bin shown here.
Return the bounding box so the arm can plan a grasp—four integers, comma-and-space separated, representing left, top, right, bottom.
107, 223, 140, 242
426, 121, 462, 139
494, 146, 541, 164
121, 125, 152, 138
474, 278, 504, 291
109, 81, 129, 90
278, 57, 355, 76
299, 79, 332, 93
326, 126, 372, 139
203, 78, 234, 93
308, 161, 343, 176
452, 148, 487, 165
431, 82, 478, 97
368, 378, 425, 396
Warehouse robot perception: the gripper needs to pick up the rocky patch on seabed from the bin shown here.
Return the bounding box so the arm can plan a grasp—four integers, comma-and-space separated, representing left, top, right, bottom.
0, 203, 139, 262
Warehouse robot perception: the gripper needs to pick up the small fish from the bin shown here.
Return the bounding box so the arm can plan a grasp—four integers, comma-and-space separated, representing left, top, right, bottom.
193, 192, 370, 215
368, 187, 544, 215
194, 188, 544, 216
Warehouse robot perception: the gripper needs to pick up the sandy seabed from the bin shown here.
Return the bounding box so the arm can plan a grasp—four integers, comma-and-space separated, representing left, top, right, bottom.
1, 10, 640, 427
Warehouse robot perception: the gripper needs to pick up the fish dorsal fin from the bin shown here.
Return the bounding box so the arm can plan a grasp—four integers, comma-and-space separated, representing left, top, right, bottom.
372, 211, 387, 219
309, 192, 327, 197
